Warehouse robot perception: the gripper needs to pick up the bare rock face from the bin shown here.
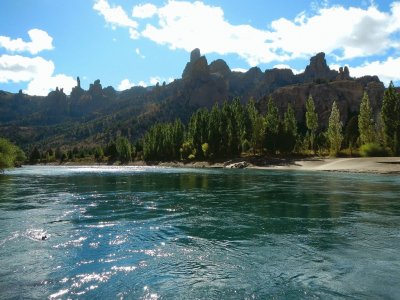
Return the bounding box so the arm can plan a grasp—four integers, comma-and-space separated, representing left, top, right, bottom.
182, 49, 210, 81
209, 59, 231, 78
336, 66, 351, 80
89, 79, 103, 96
264, 68, 296, 91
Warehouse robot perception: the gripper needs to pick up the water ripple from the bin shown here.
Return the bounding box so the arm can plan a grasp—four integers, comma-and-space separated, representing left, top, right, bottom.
0, 166, 399, 299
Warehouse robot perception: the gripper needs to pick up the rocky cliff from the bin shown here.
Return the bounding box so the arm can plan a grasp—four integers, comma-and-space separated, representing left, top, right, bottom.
178, 49, 384, 127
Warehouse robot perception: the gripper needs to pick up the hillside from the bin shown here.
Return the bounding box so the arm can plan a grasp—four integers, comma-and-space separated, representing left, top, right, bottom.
0, 49, 385, 151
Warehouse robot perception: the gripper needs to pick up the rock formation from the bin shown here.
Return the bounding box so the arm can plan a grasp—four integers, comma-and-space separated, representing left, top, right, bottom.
300, 52, 338, 82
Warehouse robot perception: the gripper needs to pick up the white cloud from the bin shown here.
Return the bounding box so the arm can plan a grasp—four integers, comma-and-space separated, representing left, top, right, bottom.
0, 54, 75, 96
118, 76, 174, 90
138, 80, 147, 87
25, 74, 76, 96
129, 1, 400, 65
0, 55, 53, 83
232, 68, 248, 73
141, 1, 279, 66
132, 3, 158, 18
118, 78, 136, 90
272, 64, 302, 75
349, 56, 400, 86
135, 48, 145, 59
0, 29, 53, 54
269, 3, 400, 60
93, 0, 139, 38
149, 76, 173, 85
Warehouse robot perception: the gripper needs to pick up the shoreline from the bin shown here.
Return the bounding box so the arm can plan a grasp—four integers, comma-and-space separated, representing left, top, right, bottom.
33, 156, 400, 175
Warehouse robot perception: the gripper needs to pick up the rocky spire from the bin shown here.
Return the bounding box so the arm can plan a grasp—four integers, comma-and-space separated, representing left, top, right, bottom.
190, 48, 201, 63
302, 52, 337, 82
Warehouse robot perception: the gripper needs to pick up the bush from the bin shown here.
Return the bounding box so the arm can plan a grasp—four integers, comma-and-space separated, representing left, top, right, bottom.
359, 143, 388, 157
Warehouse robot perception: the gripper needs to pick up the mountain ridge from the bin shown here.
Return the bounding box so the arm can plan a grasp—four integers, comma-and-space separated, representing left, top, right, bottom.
0, 49, 386, 150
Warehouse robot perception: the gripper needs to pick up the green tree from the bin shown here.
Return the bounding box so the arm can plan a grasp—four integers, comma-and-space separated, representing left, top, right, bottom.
305, 96, 318, 153
264, 97, 280, 153
381, 81, 400, 154
247, 99, 264, 154
188, 109, 209, 159
29, 146, 41, 164
280, 103, 298, 153
344, 115, 359, 155
358, 91, 375, 145
327, 101, 343, 156
208, 103, 222, 158
94, 146, 104, 162
0, 138, 26, 172
116, 136, 132, 163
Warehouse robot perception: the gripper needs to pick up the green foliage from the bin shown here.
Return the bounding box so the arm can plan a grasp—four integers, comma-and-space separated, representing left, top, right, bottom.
187, 108, 209, 159
344, 115, 359, 155
201, 143, 209, 158
247, 99, 264, 154
358, 91, 375, 145
180, 141, 195, 160
143, 120, 184, 161
305, 95, 318, 152
0, 138, 26, 172
264, 97, 280, 153
381, 81, 400, 155
29, 147, 41, 164
94, 147, 104, 162
359, 143, 388, 157
279, 103, 298, 153
327, 101, 343, 156
116, 136, 132, 163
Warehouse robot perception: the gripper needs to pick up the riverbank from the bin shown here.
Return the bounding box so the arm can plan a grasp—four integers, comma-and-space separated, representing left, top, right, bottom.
250, 157, 400, 174
42, 156, 400, 174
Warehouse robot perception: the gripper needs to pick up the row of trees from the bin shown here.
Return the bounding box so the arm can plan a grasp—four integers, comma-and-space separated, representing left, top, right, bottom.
142, 97, 328, 161
142, 82, 400, 161
28, 136, 137, 164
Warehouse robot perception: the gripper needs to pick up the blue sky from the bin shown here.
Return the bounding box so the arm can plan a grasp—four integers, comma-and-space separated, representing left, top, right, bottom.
0, 0, 399, 95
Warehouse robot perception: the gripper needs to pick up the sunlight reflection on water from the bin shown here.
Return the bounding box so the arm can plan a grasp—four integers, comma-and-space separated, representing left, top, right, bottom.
0, 166, 400, 299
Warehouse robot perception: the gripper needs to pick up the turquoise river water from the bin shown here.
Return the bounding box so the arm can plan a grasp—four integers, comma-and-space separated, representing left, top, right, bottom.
0, 166, 399, 299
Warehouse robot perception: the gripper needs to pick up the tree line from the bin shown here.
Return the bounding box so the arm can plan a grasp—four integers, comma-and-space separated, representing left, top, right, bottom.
142, 82, 400, 161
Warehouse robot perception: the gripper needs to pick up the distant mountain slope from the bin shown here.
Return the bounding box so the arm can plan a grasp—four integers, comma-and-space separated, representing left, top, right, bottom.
0, 49, 385, 150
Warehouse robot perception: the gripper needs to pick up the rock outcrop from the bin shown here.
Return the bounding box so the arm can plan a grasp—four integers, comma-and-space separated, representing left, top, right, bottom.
209, 59, 231, 78
300, 52, 338, 82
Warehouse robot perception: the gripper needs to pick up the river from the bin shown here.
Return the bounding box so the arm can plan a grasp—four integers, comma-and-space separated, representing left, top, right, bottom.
0, 166, 399, 299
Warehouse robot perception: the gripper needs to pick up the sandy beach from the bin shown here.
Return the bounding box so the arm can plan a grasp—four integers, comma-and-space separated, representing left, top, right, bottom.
250, 157, 400, 174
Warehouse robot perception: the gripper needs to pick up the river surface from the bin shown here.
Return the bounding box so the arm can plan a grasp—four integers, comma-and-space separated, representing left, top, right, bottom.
0, 166, 399, 299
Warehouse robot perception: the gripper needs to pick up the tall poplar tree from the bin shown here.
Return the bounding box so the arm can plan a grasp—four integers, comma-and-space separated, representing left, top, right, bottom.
381, 81, 400, 154
305, 96, 318, 153
264, 97, 280, 153
327, 101, 343, 156
358, 91, 375, 145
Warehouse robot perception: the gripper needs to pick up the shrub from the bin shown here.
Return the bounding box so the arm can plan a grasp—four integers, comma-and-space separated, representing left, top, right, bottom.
359, 143, 388, 157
